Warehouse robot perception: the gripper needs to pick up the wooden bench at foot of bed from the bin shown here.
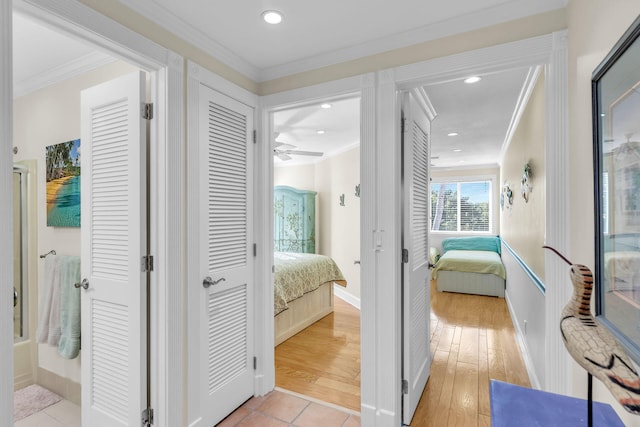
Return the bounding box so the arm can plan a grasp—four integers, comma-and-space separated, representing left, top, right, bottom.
275, 282, 334, 346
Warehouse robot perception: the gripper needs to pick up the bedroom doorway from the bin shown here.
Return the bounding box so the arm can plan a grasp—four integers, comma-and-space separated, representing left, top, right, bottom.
271, 96, 362, 411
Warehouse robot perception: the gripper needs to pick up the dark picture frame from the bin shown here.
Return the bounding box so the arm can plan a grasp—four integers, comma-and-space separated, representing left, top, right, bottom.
593, 14, 640, 364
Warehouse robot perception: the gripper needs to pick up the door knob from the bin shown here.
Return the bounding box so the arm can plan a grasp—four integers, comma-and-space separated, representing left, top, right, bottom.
203, 276, 226, 288
74, 278, 89, 290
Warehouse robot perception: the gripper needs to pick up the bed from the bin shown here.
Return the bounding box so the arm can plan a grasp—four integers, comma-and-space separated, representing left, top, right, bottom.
274, 251, 347, 345
432, 236, 506, 297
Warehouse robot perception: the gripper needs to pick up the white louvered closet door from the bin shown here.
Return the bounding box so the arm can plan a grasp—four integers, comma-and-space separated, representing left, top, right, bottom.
80, 71, 147, 427
401, 92, 432, 425
198, 85, 254, 426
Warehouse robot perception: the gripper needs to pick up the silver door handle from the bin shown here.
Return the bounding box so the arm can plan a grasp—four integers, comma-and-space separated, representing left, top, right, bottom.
203, 276, 226, 288
74, 278, 89, 290
354, 260, 361, 265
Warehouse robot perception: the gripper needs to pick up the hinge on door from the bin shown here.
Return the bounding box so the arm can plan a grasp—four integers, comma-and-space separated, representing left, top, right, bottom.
142, 103, 153, 120
141, 407, 154, 426
402, 379, 408, 394
141, 255, 154, 272
401, 116, 406, 134
253, 356, 257, 370
402, 249, 409, 264
253, 129, 257, 144
253, 243, 257, 257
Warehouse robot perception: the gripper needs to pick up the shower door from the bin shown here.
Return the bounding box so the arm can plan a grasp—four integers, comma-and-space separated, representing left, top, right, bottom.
13, 165, 28, 342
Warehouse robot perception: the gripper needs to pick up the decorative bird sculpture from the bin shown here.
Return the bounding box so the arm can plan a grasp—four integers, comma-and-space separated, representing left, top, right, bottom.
544, 245, 640, 415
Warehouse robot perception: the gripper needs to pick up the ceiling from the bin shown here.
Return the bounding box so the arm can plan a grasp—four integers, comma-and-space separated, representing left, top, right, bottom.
13, 2, 557, 168
120, 0, 565, 81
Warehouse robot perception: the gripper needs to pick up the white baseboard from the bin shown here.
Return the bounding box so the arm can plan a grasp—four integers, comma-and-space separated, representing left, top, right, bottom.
505, 292, 541, 390
333, 284, 361, 310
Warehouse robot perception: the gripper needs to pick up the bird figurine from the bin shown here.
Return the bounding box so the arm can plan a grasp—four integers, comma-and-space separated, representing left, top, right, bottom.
544, 245, 640, 415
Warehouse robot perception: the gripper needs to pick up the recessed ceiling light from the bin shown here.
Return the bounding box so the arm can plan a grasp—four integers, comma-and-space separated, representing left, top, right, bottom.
464, 76, 482, 84
262, 10, 283, 24
316, 130, 325, 135
453, 149, 462, 152
447, 132, 459, 137
321, 103, 332, 109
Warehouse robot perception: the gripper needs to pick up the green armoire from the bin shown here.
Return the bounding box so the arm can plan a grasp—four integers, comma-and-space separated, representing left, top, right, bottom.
274, 186, 316, 253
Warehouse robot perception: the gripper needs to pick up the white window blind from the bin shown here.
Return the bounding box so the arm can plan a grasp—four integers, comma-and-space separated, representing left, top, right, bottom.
431, 180, 491, 232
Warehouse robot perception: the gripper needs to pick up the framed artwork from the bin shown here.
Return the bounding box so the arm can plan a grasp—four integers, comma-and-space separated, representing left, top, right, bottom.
46, 139, 81, 227
593, 14, 640, 363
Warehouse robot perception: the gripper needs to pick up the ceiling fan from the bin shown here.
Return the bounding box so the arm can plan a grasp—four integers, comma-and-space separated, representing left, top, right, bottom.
273, 133, 323, 161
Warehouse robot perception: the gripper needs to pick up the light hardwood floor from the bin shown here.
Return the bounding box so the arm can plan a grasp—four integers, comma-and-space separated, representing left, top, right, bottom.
275, 296, 361, 412
275, 280, 531, 425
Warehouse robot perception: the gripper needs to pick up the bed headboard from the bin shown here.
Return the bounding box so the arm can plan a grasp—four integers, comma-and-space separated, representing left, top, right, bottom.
441, 236, 501, 255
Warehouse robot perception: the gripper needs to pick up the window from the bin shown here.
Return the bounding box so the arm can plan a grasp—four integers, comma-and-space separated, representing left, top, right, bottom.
430, 180, 491, 233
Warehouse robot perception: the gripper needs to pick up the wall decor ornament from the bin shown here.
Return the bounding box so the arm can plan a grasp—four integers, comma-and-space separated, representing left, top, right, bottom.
521, 163, 532, 202
501, 183, 513, 212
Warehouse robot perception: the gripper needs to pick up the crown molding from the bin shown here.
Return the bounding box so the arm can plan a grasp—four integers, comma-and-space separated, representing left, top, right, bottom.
120, 0, 260, 81
498, 65, 542, 165
258, 0, 567, 82
14, 50, 115, 98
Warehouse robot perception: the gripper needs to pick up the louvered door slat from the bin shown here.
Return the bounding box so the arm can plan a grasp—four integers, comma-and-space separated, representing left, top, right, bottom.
412, 122, 430, 267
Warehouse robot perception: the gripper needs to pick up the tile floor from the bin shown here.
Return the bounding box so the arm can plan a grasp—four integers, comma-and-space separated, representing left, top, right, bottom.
216, 389, 361, 427
14, 399, 80, 427
13, 389, 357, 427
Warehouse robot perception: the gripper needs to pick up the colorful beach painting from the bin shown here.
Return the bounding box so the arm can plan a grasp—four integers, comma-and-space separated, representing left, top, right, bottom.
46, 139, 81, 227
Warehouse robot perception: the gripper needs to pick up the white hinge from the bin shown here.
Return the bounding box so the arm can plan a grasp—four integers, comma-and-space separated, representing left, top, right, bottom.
253, 129, 257, 144
141, 407, 154, 426
141, 255, 154, 272
402, 379, 408, 394
253, 356, 257, 370
402, 249, 409, 264
142, 103, 153, 120
253, 243, 257, 257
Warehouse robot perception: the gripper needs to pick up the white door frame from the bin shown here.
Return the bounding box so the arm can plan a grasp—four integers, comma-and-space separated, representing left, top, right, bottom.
2, 2, 185, 426
0, 0, 14, 422
258, 32, 568, 427
374, 30, 569, 425
257, 73, 377, 404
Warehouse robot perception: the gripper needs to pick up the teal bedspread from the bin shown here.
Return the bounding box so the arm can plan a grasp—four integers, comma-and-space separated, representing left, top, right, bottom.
432, 250, 506, 280
442, 236, 501, 254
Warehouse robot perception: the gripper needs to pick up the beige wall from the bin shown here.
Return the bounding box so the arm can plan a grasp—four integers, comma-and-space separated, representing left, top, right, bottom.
568, 1, 640, 424
12, 61, 138, 394
274, 147, 361, 299
273, 164, 316, 190
500, 74, 546, 280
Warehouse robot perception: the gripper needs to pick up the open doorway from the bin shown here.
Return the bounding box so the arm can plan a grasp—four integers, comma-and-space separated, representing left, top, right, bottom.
271, 96, 362, 411
8, 5, 178, 425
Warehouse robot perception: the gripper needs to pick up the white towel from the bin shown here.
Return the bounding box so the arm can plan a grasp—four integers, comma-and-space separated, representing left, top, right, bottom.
36, 255, 62, 345
58, 256, 81, 359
